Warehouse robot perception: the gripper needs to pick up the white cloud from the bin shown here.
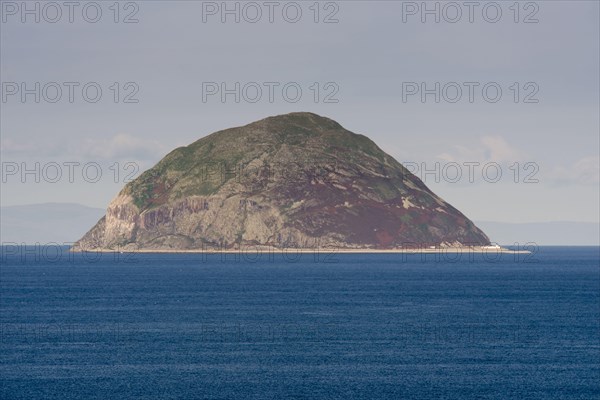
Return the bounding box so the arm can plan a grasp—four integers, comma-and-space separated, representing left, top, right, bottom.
1, 134, 173, 165
79, 134, 171, 162
550, 156, 600, 186
0, 138, 37, 153
437, 135, 525, 164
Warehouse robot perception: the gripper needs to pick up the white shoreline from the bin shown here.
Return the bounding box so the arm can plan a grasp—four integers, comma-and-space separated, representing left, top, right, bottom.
71, 246, 531, 254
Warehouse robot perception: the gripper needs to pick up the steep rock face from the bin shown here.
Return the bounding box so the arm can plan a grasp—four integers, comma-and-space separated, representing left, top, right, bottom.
73, 112, 490, 250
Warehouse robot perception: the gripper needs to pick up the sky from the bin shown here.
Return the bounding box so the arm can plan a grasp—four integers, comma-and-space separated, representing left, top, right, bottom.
1, 0, 599, 224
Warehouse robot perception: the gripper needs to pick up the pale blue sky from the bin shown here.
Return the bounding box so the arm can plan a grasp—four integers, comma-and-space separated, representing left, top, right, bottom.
1, 1, 598, 223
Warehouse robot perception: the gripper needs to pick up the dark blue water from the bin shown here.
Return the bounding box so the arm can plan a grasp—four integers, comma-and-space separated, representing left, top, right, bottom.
1, 246, 599, 399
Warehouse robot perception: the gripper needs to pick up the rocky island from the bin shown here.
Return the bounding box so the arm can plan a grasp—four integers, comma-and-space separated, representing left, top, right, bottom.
72, 112, 492, 252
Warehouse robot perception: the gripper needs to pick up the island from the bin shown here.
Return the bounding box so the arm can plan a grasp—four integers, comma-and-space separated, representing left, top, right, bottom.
72, 112, 523, 254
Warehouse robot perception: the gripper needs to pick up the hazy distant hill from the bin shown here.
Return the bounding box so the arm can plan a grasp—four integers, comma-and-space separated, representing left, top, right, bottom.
476, 221, 600, 246
1, 203, 105, 244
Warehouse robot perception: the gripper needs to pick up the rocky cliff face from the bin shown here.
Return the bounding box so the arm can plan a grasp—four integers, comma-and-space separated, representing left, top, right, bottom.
73, 112, 490, 250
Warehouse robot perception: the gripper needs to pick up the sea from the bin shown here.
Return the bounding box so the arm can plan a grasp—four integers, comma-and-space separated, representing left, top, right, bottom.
1, 246, 599, 399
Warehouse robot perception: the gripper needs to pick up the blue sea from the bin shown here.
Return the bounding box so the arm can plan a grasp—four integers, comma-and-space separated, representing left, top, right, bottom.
1, 246, 599, 399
